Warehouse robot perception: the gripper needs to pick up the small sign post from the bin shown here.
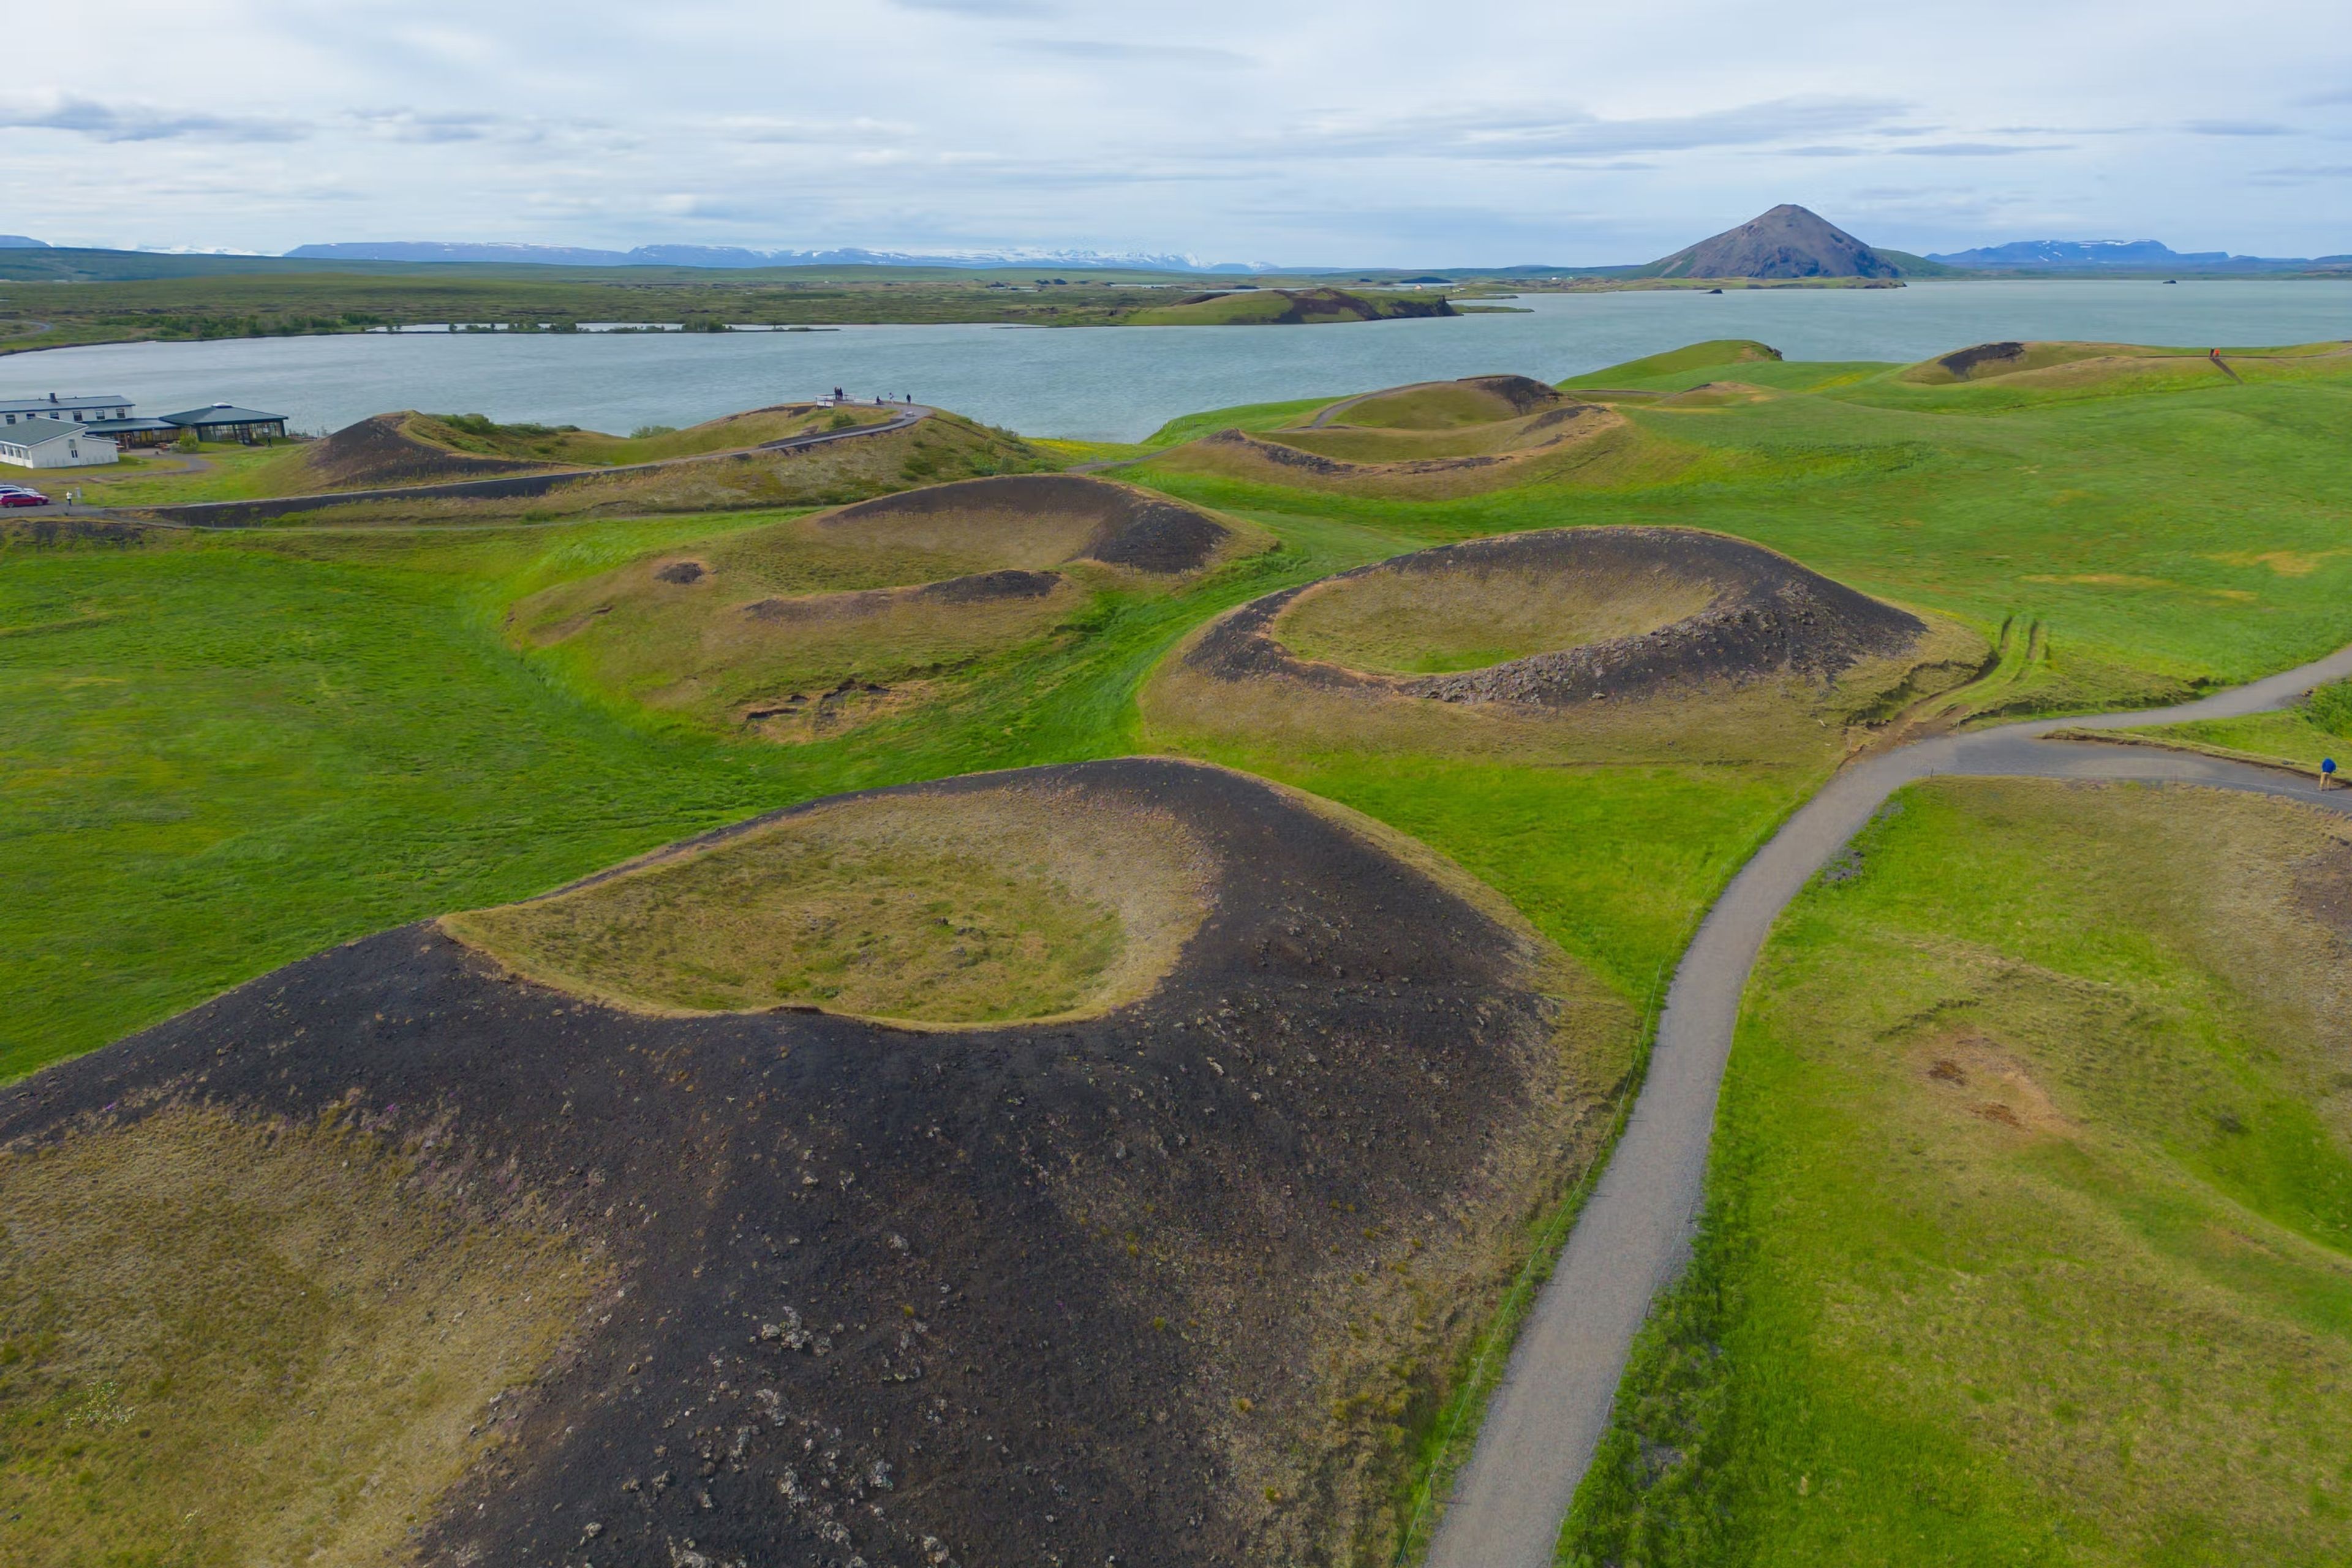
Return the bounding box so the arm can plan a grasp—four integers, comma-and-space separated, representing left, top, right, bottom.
2324, 758, 2339, 791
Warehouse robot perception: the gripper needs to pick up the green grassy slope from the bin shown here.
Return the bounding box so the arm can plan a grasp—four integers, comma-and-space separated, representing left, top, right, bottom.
0, 511, 1379, 1077
1559, 339, 1785, 383
1142, 395, 1349, 447
1565, 778, 2352, 1566
2126, 677, 2352, 774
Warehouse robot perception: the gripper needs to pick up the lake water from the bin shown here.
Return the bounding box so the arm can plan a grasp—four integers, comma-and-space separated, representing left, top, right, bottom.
10, 280, 2349, 443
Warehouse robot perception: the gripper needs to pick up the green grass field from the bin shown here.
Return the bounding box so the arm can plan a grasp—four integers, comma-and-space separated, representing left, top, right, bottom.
0, 507, 1387, 1077
1565, 778, 2352, 1565
53, 444, 314, 504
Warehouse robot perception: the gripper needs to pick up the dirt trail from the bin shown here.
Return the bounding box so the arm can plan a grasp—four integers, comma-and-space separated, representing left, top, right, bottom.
1306, 381, 1451, 427
1425, 637, 2352, 1567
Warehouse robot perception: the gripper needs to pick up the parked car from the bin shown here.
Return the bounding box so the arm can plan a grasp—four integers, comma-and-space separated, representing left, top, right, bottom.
0, 488, 51, 507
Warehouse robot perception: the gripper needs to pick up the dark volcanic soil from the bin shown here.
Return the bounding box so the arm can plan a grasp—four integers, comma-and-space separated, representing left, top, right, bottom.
1937, 341, 2027, 379
1188, 526, 1926, 705
0, 516, 157, 549
1457, 374, 1565, 413
2, 759, 1615, 1568
740, 567, 1065, 624
913, 567, 1063, 603
821, 474, 1232, 575
301, 413, 560, 491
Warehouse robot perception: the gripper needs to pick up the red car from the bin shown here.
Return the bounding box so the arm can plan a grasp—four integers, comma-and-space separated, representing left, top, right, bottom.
0, 488, 50, 507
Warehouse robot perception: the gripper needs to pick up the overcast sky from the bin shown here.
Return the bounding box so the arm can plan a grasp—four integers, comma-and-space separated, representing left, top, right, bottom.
6, 0, 2350, 265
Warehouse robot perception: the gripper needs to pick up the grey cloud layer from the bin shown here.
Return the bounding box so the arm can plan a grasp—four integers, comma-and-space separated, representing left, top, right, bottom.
1282, 97, 1915, 160
0, 94, 306, 143
4, 0, 2350, 261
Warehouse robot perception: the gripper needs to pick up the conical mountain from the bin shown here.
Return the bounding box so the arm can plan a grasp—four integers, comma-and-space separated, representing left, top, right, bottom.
1645, 204, 1902, 279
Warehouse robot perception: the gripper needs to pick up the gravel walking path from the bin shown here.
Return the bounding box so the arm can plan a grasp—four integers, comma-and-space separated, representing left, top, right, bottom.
1427, 638, 2352, 1567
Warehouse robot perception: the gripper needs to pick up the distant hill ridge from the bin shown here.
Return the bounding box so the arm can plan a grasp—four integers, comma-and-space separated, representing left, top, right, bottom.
285, 240, 1275, 273
1928, 238, 2352, 272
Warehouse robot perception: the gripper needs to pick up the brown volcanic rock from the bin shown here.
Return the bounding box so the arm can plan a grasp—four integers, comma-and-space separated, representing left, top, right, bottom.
1188, 526, 1926, 704
1649, 204, 1902, 280
1, 758, 1626, 1567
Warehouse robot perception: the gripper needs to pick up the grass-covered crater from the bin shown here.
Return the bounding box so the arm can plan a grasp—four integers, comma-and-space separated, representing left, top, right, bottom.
1271, 535, 1719, 677
443, 769, 1214, 1023
1213, 526, 1977, 707
1141, 375, 1661, 499
508, 473, 1268, 739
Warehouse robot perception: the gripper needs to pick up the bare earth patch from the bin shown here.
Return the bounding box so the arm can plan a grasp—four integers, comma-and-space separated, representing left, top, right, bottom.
1917, 1029, 2073, 1136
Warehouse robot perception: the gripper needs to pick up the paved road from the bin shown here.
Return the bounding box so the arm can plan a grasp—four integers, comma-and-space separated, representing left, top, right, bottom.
1425, 640, 2352, 1568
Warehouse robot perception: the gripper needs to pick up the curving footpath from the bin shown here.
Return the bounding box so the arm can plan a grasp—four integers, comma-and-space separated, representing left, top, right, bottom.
1427, 639, 2352, 1568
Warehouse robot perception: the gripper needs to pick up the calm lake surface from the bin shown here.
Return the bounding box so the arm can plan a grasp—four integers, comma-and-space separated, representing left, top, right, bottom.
10, 280, 2350, 442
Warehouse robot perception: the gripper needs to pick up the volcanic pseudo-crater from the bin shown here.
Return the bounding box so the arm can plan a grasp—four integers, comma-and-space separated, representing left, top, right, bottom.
509, 475, 1259, 739
1191, 526, 1931, 706
1147, 376, 1643, 499
1, 758, 1632, 1567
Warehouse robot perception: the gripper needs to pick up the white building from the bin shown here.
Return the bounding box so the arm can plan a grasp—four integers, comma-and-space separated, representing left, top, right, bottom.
1, 393, 134, 429
0, 417, 119, 469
